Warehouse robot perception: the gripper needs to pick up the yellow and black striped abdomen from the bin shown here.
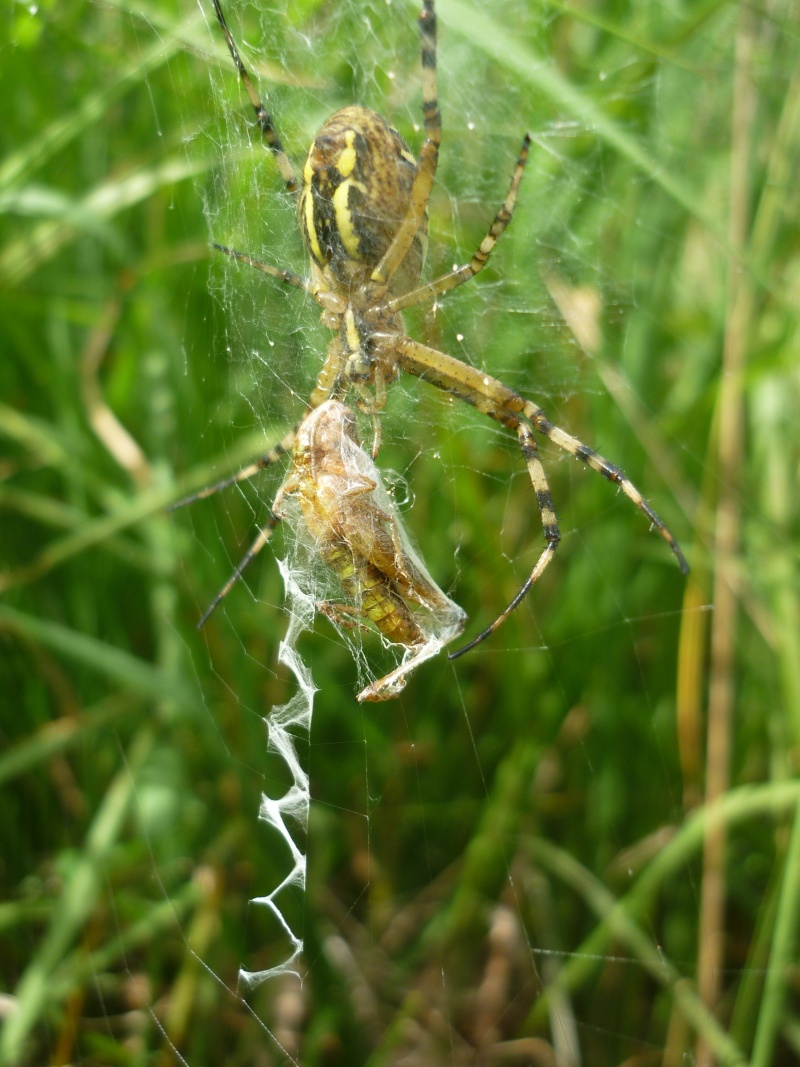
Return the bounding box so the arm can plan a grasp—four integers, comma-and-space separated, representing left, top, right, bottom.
299, 106, 427, 293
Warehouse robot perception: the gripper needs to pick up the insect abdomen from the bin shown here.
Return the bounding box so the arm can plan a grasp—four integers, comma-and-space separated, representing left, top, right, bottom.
322, 539, 427, 646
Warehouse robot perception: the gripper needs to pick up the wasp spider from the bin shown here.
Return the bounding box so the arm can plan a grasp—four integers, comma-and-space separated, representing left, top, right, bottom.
184, 0, 688, 660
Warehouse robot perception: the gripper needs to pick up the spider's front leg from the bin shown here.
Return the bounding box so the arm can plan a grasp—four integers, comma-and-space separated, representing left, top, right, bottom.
449, 421, 561, 659
197, 511, 284, 629
169, 425, 297, 628
523, 405, 690, 575
169, 428, 296, 512
397, 338, 688, 656
313, 306, 404, 457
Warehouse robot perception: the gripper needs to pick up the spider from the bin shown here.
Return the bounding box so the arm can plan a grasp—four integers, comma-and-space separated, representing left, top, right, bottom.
186, 0, 688, 660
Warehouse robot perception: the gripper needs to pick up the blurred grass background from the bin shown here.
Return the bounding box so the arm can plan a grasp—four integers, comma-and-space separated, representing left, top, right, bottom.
1, 0, 799, 1064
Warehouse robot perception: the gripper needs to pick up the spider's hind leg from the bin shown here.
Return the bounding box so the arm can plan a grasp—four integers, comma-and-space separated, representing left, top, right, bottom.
370, 1, 441, 288
211, 0, 300, 194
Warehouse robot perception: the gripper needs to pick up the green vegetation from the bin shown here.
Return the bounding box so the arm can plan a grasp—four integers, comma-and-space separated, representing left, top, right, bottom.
2, 0, 798, 1063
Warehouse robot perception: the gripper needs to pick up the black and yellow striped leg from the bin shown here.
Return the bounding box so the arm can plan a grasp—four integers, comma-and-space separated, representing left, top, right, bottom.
398, 337, 688, 652
170, 427, 295, 628
382, 132, 532, 316
370, 1, 440, 287
212, 244, 314, 294
197, 511, 283, 628
169, 429, 295, 512
212, 0, 300, 194
522, 404, 690, 575
449, 423, 560, 659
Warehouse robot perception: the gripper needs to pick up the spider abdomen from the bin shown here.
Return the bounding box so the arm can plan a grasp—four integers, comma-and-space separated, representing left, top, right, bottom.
300, 106, 428, 294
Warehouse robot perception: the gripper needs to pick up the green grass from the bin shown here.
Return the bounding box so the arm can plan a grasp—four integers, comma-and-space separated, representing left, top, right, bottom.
2, 0, 799, 1063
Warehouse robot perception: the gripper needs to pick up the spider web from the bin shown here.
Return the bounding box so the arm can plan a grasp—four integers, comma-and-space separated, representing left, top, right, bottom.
4, 0, 798, 1063
198, 0, 600, 695
193, 0, 695, 1051
164, 0, 783, 1063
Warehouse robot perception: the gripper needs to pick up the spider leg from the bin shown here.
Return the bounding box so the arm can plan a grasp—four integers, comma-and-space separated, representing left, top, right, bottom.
213, 244, 313, 294
211, 0, 299, 194
198, 511, 282, 629
354, 366, 387, 456
170, 427, 294, 627
169, 428, 295, 511
381, 132, 532, 316
370, 1, 440, 287
398, 338, 688, 648
449, 424, 559, 659
522, 406, 690, 574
